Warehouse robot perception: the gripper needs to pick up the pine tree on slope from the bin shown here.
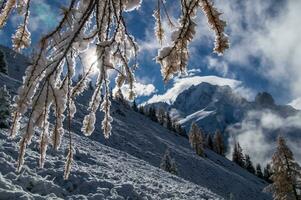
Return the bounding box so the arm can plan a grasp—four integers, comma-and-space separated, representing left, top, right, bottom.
0, 85, 11, 128
244, 154, 255, 174
148, 107, 158, 122
232, 142, 245, 167
256, 164, 264, 179
263, 163, 273, 183
267, 136, 301, 200
160, 148, 178, 175
189, 122, 205, 157
157, 108, 166, 126
206, 134, 214, 150
213, 130, 225, 156
166, 112, 173, 131
132, 100, 138, 112
0, 49, 8, 75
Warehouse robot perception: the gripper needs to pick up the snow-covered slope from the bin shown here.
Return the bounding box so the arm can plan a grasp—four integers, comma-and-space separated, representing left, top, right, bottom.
0, 128, 224, 199
0, 46, 271, 199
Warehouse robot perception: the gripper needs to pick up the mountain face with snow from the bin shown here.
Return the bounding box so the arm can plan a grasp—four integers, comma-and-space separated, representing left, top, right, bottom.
146, 81, 299, 134
0, 46, 272, 199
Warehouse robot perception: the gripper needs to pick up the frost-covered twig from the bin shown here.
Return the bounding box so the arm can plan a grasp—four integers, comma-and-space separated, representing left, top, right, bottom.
2, 0, 229, 179
12, 0, 31, 52
9, 0, 140, 178
157, 0, 199, 82
200, 0, 229, 54
156, 0, 229, 82
0, 0, 15, 28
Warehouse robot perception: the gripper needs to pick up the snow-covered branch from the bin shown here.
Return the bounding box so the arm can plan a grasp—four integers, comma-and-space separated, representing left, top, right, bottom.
0, 0, 229, 178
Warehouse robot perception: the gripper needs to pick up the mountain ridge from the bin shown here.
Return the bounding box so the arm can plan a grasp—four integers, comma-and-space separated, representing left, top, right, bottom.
146, 81, 299, 133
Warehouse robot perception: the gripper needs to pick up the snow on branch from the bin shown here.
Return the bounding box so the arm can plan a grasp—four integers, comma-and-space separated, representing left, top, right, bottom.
0, 0, 229, 178
156, 0, 229, 82
200, 0, 229, 54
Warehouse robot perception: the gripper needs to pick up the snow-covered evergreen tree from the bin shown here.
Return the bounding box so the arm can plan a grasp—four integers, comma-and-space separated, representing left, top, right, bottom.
244, 154, 255, 174
268, 136, 301, 200
0, 49, 8, 74
213, 130, 225, 156
189, 122, 204, 157
160, 148, 178, 175
0, 85, 11, 128
232, 142, 245, 167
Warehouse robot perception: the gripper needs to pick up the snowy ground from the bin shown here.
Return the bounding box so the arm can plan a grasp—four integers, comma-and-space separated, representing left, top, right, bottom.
0, 128, 222, 200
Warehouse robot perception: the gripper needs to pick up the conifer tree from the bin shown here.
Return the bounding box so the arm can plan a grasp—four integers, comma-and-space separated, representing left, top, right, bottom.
166, 112, 173, 131
148, 107, 158, 122
0, 49, 8, 75
0, 85, 11, 128
263, 163, 272, 183
244, 154, 255, 174
189, 122, 205, 157
213, 130, 225, 156
256, 164, 264, 179
268, 136, 301, 200
132, 100, 138, 112
160, 148, 178, 175
157, 108, 166, 126
232, 141, 245, 167
175, 123, 188, 138
138, 106, 145, 115
206, 134, 214, 150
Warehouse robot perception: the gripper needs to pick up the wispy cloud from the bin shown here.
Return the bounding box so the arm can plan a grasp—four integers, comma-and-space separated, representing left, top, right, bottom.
146, 75, 255, 105
227, 110, 301, 165
214, 0, 301, 101
113, 82, 157, 101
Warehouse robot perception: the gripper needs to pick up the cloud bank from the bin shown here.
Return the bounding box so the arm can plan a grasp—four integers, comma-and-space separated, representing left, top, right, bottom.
146, 75, 254, 105
215, 0, 301, 102
113, 82, 157, 100
227, 110, 301, 165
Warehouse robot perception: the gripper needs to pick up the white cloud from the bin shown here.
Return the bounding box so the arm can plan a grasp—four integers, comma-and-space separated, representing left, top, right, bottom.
214, 0, 301, 100
227, 110, 301, 165
186, 68, 202, 76
114, 82, 157, 100
146, 75, 254, 105
289, 97, 301, 110
207, 57, 232, 77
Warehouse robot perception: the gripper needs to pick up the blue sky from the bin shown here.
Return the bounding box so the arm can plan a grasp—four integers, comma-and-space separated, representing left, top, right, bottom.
1, 0, 301, 107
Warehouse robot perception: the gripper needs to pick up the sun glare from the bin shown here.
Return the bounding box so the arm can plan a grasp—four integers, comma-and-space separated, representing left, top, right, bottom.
82, 47, 99, 75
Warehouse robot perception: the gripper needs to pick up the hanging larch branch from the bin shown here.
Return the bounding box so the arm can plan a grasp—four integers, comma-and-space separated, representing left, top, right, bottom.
0, 0, 229, 179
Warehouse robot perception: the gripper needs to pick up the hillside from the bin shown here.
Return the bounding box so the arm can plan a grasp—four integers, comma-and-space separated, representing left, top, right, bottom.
0, 46, 271, 199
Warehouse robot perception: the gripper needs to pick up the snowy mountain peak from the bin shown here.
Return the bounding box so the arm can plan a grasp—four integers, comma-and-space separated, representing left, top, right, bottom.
146, 80, 298, 134
146, 75, 248, 105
